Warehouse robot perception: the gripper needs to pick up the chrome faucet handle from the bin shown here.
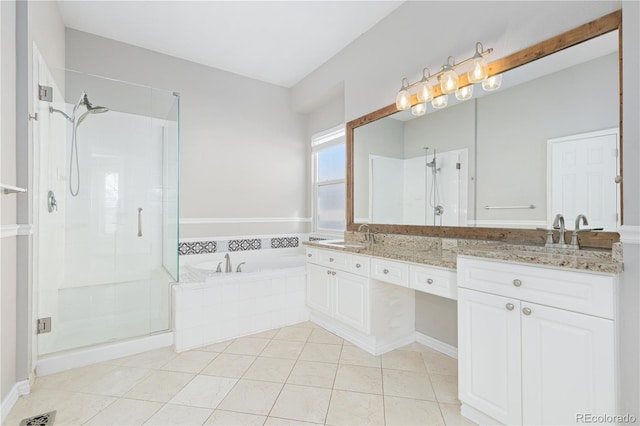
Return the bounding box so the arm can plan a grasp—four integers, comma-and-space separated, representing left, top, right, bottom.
216, 262, 222, 272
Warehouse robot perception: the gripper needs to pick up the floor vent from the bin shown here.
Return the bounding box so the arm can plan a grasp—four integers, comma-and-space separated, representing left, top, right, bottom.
19, 411, 56, 426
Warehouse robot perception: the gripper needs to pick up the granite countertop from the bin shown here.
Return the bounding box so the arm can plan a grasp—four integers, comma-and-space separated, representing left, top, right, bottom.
303, 239, 623, 274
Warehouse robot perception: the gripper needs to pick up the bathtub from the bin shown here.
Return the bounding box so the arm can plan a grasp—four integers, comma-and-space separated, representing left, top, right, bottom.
173, 250, 308, 352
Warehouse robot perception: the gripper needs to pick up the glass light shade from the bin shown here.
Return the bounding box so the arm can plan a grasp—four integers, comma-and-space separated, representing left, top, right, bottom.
455, 85, 474, 101
468, 57, 489, 83
416, 81, 433, 103
411, 102, 427, 116
482, 74, 503, 91
439, 69, 459, 94
395, 89, 412, 110
431, 94, 448, 109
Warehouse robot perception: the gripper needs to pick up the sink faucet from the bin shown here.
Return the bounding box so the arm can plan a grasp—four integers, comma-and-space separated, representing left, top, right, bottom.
552, 214, 567, 247
357, 223, 375, 245
224, 253, 232, 273
570, 214, 589, 249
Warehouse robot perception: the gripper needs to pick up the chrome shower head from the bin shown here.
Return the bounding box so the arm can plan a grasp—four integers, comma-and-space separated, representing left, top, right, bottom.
75, 93, 109, 126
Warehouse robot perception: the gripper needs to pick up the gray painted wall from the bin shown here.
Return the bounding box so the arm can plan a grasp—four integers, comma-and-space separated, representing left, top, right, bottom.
65, 29, 307, 239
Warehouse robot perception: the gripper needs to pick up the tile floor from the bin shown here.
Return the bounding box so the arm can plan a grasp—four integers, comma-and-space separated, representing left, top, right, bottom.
4, 321, 475, 426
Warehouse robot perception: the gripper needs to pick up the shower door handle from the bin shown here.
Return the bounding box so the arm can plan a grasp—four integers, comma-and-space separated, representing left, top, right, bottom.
137, 208, 143, 237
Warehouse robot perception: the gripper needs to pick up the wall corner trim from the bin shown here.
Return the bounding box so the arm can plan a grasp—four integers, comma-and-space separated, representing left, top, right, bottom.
618, 225, 640, 245
0, 380, 30, 423
415, 331, 458, 359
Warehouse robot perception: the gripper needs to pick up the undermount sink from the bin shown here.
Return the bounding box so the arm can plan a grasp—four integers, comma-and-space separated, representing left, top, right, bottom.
320, 240, 367, 250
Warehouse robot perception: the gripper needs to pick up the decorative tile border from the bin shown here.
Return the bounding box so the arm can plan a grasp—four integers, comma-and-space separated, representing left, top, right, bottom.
179, 235, 304, 256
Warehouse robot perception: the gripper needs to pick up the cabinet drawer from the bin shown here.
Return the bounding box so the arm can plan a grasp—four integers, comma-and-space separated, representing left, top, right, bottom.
409, 265, 457, 300
319, 250, 351, 271
350, 255, 370, 277
457, 256, 615, 319
370, 258, 409, 287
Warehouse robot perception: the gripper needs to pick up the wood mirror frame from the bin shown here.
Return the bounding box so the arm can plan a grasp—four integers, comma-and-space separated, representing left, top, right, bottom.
346, 10, 622, 249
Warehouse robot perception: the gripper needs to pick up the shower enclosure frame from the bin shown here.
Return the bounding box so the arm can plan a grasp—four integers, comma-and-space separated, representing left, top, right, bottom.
30, 45, 180, 371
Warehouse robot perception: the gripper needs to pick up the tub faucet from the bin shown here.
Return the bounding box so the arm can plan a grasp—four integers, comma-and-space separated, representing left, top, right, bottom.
552, 214, 567, 247
224, 253, 232, 273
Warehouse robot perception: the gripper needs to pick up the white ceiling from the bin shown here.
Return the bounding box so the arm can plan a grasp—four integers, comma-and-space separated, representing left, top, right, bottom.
57, 0, 404, 88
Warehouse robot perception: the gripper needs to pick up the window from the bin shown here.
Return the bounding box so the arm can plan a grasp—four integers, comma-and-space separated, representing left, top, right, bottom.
312, 125, 346, 234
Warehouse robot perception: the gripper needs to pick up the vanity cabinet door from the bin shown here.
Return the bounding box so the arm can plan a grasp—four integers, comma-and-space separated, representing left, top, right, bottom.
458, 288, 522, 425
307, 263, 333, 316
521, 302, 615, 426
334, 270, 370, 333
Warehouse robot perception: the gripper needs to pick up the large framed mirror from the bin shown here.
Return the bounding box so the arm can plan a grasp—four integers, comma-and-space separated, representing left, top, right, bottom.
347, 10, 622, 248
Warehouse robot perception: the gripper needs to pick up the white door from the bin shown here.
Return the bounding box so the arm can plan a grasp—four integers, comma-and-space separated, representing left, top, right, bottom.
548, 129, 619, 230
458, 288, 522, 425
521, 302, 615, 425
334, 271, 370, 333
306, 263, 333, 316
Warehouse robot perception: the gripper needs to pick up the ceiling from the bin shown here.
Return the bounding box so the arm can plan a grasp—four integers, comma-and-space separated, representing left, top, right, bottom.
57, 1, 404, 88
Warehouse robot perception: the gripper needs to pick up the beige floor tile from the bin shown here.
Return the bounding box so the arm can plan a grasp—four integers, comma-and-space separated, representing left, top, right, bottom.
307, 328, 343, 345
298, 342, 342, 363
290, 321, 322, 329
384, 395, 445, 426
200, 339, 235, 353
144, 403, 212, 425
338, 345, 381, 368
160, 350, 219, 374
4, 389, 116, 426
264, 417, 322, 425
325, 389, 384, 426
439, 402, 477, 425
85, 397, 162, 425
381, 349, 427, 372
273, 326, 313, 342
430, 374, 460, 404
270, 384, 332, 424
61, 364, 151, 397
106, 347, 178, 369
217, 379, 283, 415
422, 351, 459, 376
243, 357, 295, 383
260, 340, 305, 360
204, 409, 266, 425
200, 353, 256, 378
169, 375, 237, 409
383, 368, 436, 401
224, 337, 271, 356
287, 361, 337, 388
333, 364, 382, 394
34, 363, 111, 391
125, 370, 195, 403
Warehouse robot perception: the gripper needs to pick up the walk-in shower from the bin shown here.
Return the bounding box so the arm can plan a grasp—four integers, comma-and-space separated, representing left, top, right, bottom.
33, 57, 179, 357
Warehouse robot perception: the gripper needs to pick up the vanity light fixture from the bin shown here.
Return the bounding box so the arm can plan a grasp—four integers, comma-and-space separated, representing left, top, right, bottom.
411, 102, 427, 116
394, 42, 500, 112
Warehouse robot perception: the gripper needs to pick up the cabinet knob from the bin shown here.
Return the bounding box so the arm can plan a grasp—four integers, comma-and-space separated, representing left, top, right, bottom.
307, 253, 312, 257
327, 270, 332, 275
332, 271, 337, 276
513, 279, 522, 287
329, 258, 334, 262
506, 303, 515, 311
383, 268, 389, 274
522, 307, 532, 315
426, 278, 434, 284
355, 263, 361, 268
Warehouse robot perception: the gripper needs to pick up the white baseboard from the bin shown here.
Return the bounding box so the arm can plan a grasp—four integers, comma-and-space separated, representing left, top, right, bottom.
0, 380, 30, 423
36, 332, 174, 376
415, 331, 458, 359
618, 225, 640, 245
460, 403, 502, 426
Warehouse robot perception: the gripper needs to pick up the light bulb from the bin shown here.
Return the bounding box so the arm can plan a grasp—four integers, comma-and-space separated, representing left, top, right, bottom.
395, 89, 412, 111
468, 57, 489, 83
411, 102, 427, 116
431, 94, 448, 109
416, 80, 433, 103
439, 69, 459, 94
482, 74, 503, 91
455, 85, 474, 101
